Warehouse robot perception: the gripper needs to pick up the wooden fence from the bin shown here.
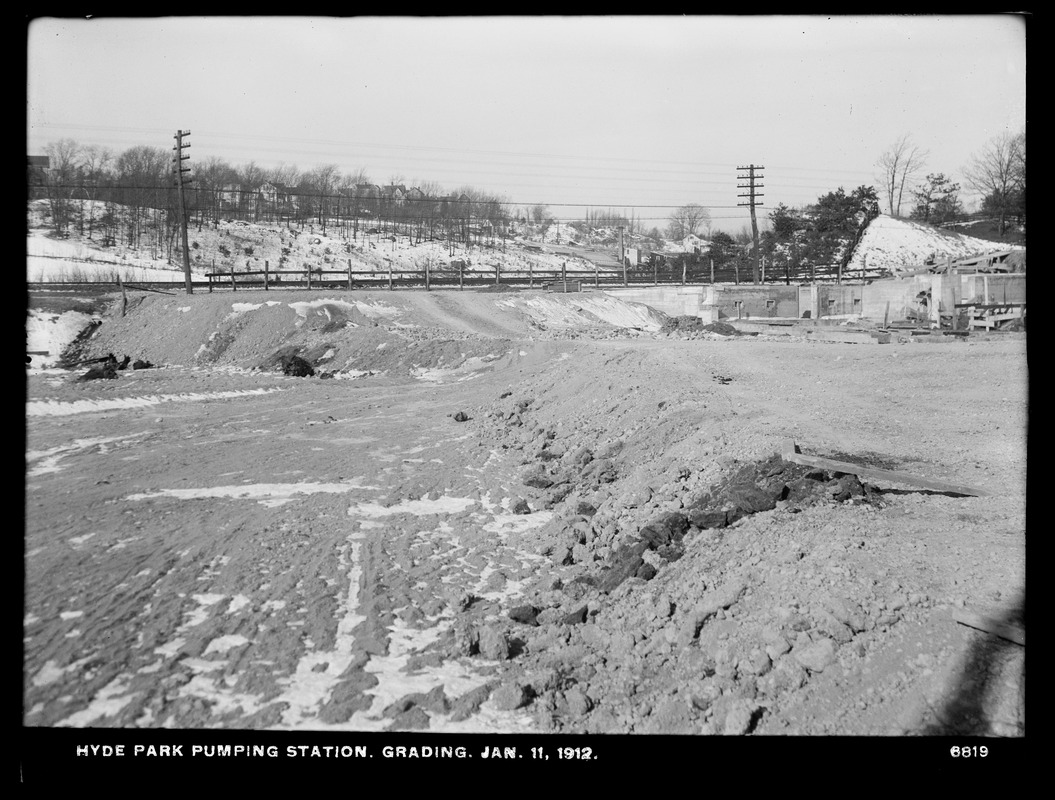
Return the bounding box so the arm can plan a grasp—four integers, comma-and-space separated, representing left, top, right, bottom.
205, 259, 682, 292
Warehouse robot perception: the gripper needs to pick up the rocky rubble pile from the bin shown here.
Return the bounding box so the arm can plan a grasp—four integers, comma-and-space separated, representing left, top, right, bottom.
660, 317, 743, 338
402, 387, 912, 734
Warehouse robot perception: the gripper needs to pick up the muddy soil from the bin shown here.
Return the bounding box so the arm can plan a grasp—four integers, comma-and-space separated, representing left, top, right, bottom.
24, 289, 1027, 743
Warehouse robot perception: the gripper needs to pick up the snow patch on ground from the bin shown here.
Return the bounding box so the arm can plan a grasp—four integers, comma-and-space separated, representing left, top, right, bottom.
348, 496, 477, 517
26, 388, 283, 417
127, 480, 381, 507
26, 309, 99, 367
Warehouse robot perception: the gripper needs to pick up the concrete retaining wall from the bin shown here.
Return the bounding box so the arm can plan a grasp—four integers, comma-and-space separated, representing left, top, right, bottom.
605, 273, 1025, 325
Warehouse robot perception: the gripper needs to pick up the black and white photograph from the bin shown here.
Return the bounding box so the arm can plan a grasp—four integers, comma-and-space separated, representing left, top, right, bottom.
24, 14, 1027, 779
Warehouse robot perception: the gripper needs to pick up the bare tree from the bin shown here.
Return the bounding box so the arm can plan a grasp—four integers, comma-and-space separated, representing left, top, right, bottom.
307, 164, 341, 232
79, 144, 113, 239
963, 130, 1025, 235
667, 203, 710, 241
876, 134, 928, 217
238, 161, 266, 220
43, 138, 82, 234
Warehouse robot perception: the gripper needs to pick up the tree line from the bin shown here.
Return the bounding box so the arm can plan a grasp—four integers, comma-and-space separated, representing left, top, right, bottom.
30, 139, 518, 251
875, 130, 1026, 234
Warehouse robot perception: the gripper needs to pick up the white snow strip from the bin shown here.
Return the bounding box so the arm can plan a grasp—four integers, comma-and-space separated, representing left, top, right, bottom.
27, 388, 282, 417
27, 434, 144, 476
348, 496, 477, 517
127, 480, 380, 507
203, 635, 251, 656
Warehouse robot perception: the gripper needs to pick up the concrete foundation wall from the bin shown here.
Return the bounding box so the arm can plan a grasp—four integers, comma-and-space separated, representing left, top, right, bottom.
818, 285, 864, 317
713, 286, 799, 319
604, 273, 1025, 324
601, 286, 707, 318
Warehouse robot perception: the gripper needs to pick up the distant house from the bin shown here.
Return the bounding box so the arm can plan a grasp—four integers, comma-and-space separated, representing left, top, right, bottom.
381, 184, 407, 211
260, 181, 297, 212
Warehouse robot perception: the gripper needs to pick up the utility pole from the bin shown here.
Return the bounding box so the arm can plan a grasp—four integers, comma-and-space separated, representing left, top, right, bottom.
173, 130, 193, 294
737, 164, 765, 284
619, 225, 627, 286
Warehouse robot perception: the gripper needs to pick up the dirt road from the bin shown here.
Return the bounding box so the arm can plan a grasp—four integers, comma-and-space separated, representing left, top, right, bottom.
24, 289, 1027, 739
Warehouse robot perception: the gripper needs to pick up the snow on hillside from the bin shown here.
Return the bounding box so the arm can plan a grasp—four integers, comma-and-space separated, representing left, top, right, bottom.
846, 214, 1022, 274
26, 199, 597, 283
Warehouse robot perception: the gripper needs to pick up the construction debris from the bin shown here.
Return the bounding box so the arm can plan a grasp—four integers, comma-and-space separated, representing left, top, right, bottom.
781, 440, 989, 497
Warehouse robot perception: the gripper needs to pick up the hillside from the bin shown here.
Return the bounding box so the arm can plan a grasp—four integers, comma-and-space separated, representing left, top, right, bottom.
845, 214, 1024, 275
27, 200, 1021, 286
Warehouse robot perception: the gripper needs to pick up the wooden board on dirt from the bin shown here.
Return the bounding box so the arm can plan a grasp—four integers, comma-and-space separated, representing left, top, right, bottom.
780, 440, 990, 497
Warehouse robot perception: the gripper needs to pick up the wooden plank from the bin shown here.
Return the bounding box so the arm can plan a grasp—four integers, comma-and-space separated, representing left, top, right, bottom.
780, 440, 990, 497
954, 611, 1025, 646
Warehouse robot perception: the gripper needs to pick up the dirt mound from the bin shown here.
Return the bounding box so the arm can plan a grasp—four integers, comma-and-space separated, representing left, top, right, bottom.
68, 289, 680, 381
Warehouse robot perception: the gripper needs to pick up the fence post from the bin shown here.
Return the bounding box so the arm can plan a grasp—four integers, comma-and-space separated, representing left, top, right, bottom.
348, 258, 352, 290
388, 259, 393, 290
426, 258, 431, 291
264, 260, 269, 291
459, 260, 464, 290
307, 265, 311, 290
230, 264, 236, 292
208, 273, 213, 293
562, 261, 566, 285
529, 262, 533, 289
496, 262, 500, 285
682, 260, 686, 286
710, 258, 714, 285
595, 264, 599, 289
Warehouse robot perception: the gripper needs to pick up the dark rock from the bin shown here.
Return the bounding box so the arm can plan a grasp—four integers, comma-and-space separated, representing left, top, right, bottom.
688, 509, 729, 529
79, 362, 118, 381
449, 683, 496, 722
702, 322, 741, 336
597, 539, 651, 593
511, 498, 531, 515
523, 473, 554, 489
828, 473, 866, 502
509, 605, 540, 626
388, 706, 431, 730
635, 563, 658, 581
116, 355, 131, 370
726, 484, 781, 515
638, 512, 690, 548
132, 359, 154, 370
660, 316, 706, 334
575, 501, 597, 517
453, 411, 470, 422
562, 605, 589, 625
280, 355, 315, 377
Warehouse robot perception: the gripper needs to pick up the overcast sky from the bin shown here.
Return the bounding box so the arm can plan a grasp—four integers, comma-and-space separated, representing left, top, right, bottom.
26, 15, 1026, 232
